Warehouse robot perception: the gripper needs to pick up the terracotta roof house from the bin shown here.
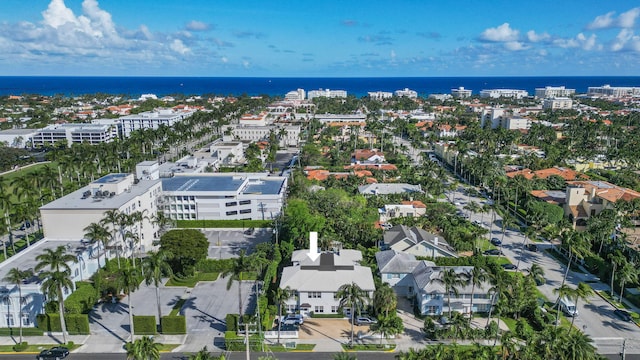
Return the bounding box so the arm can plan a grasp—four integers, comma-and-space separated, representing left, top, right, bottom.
564, 180, 640, 229
506, 166, 584, 181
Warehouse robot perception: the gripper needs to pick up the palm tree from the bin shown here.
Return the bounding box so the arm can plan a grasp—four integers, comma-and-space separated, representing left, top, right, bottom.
561, 330, 599, 360
437, 268, 469, 319
371, 315, 399, 346
526, 263, 545, 286
142, 250, 173, 324
553, 284, 575, 327
607, 251, 625, 301
559, 230, 590, 288
189, 346, 224, 360
222, 250, 256, 316
372, 283, 396, 318
101, 209, 123, 268
121, 266, 142, 339
467, 266, 486, 324
35, 246, 77, 344
3, 268, 33, 344
571, 282, 594, 331
617, 261, 637, 302
83, 222, 110, 269
336, 282, 369, 346
126, 335, 160, 360
333, 352, 357, 360
274, 286, 292, 345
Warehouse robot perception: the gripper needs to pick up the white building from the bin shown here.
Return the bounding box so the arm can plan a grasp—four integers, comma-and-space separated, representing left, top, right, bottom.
239, 112, 269, 127
160, 173, 288, 221
40, 173, 162, 252
280, 246, 375, 316
378, 202, 427, 223
451, 87, 472, 98
285, 89, 306, 101
31, 123, 119, 147
587, 85, 640, 98
479, 89, 529, 99
119, 108, 195, 138
209, 140, 245, 165
225, 124, 301, 147
543, 97, 573, 110
428, 94, 452, 101
534, 86, 575, 99
307, 89, 347, 100
314, 114, 366, 124
480, 108, 506, 129
502, 116, 531, 130
368, 91, 393, 100
394, 88, 418, 98
0, 128, 38, 148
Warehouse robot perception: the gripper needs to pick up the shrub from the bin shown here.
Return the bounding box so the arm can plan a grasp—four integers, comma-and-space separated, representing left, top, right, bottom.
65, 282, 100, 314
196, 258, 234, 273
161, 316, 186, 334
0, 327, 43, 336
224, 331, 262, 351
65, 314, 90, 334
226, 314, 239, 332
133, 316, 157, 335
12, 342, 28, 352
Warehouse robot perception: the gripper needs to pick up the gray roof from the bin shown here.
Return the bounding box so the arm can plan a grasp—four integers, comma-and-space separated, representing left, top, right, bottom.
375, 250, 423, 274
412, 264, 488, 293
292, 249, 361, 266
383, 225, 456, 256
0, 128, 38, 135
358, 183, 423, 195
40, 179, 159, 210
161, 175, 286, 195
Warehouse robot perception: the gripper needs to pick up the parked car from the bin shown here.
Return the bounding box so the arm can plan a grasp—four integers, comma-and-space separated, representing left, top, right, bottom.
526, 244, 538, 252
355, 316, 377, 325
281, 314, 304, 325
614, 309, 633, 322
37, 346, 69, 360
484, 249, 503, 256
244, 227, 254, 235
501, 264, 517, 270
490, 238, 502, 246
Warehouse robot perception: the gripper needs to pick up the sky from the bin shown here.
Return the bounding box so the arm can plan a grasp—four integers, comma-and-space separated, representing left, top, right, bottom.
0, 0, 639, 77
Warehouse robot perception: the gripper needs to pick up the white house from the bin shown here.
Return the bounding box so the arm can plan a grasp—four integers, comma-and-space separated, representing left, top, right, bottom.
358, 183, 423, 196
381, 225, 457, 258
280, 248, 375, 316
378, 202, 427, 223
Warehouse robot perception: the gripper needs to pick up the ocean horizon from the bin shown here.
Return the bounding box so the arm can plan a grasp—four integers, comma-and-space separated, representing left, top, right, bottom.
1, 76, 640, 98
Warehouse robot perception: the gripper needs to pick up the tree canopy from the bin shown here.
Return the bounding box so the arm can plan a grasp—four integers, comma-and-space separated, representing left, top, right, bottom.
160, 229, 208, 276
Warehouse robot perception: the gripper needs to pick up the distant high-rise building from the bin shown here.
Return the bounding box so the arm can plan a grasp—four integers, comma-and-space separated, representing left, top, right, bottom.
535, 86, 575, 99
368, 91, 393, 100
307, 89, 347, 100
479, 89, 528, 99
394, 88, 418, 98
285, 88, 306, 101
587, 85, 640, 97
451, 87, 472, 98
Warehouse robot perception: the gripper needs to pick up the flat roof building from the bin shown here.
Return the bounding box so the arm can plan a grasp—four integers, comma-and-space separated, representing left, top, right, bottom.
119, 108, 195, 138
307, 89, 347, 100
451, 87, 472, 98
535, 86, 575, 99
31, 123, 118, 147
479, 89, 529, 99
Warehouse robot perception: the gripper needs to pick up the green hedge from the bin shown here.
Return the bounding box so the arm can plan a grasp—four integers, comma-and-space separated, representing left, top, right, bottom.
225, 331, 263, 351
177, 220, 272, 228
0, 327, 44, 336
36, 314, 89, 334
226, 314, 239, 332
65, 282, 100, 314
133, 316, 157, 335
161, 316, 186, 334
196, 258, 234, 273
310, 313, 344, 318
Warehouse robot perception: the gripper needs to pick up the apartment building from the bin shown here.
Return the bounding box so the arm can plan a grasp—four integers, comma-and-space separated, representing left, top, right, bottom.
31, 123, 119, 147
394, 88, 418, 98
534, 86, 576, 99
284, 89, 306, 101
451, 87, 472, 98
543, 97, 573, 110
307, 89, 347, 100
587, 85, 640, 98
479, 89, 529, 99
119, 108, 195, 138
225, 124, 301, 147
564, 180, 640, 229
368, 91, 393, 100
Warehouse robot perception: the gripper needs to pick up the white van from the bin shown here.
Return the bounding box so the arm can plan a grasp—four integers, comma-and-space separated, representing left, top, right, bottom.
560, 296, 578, 317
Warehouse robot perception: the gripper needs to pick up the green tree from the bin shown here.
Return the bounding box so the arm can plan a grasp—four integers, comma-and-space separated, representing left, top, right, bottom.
121, 266, 142, 338
188, 346, 223, 360
83, 222, 110, 269
274, 286, 292, 345
553, 284, 575, 327
571, 282, 594, 331
437, 268, 469, 319
371, 315, 401, 346
35, 246, 77, 344
3, 268, 33, 343
372, 283, 397, 318
222, 249, 257, 317
332, 352, 357, 360
617, 261, 638, 302
467, 266, 486, 323
125, 335, 160, 360
142, 250, 173, 323
160, 229, 208, 276
336, 282, 369, 346
526, 263, 546, 286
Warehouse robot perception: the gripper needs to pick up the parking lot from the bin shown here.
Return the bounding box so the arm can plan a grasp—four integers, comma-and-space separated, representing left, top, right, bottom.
203, 228, 273, 259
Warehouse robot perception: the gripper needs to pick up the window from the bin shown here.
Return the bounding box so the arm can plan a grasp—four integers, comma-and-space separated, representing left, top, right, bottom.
226, 211, 238, 216
21, 313, 30, 326
308, 292, 321, 299
331, 306, 339, 313
314, 306, 324, 313
239, 200, 251, 205
425, 306, 438, 315
225, 202, 237, 207
5, 314, 14, 326
239, 209, 251, 214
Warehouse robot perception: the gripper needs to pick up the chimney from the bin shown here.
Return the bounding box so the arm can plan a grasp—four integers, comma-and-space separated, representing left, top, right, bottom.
434, 237, 439, 246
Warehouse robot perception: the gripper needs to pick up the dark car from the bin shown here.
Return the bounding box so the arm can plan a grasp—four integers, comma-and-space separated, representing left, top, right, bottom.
484, 249, 503, 256
244, 227, 254, 235
526, 244, 538, 252
501, 263, 517, 270
37, 346, 69, 360
490, 238, 502, 246
614, 309, 633, 322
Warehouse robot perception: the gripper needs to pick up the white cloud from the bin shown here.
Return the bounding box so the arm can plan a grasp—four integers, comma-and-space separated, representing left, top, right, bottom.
504, 41, 526, 51
553, 33, 599, 51
170, 39, 190, 54
479, 23, 519, 42
587, 7, 640, 29
185, 20, 211, 31
390, 49, 396, 61
526, 30, 550, 43
611, 29, 640, 52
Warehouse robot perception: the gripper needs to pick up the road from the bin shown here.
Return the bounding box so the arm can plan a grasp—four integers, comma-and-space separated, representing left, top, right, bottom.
1, 352, 396, 360
444, 185, 640, 353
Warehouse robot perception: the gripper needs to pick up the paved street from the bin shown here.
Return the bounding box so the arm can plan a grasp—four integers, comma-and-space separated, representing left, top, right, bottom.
445, 184, 640, 353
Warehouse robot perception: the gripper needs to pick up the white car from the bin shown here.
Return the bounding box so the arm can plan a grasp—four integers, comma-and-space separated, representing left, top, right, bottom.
281, 314, 304, 325
355, 316, 378, 325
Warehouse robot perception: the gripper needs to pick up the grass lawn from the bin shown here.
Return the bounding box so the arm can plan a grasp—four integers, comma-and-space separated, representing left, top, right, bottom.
158, 344, 181, 352
266, 343, 316, 352
165, 272, 219, 287
342, 343, 396, 351
0, 343, 81, 353
169, 299, 186, 316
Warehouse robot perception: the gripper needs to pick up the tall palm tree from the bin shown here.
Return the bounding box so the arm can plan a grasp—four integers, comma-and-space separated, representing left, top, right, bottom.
559, 230, 590, 288
553, 283, 575, 327
121, 266, 142, 339
189, 346, 223, 360
561, 330, 599, 360
142, 250, 173, 324
126, 335, 160, 360
526, 263, 545, 286
437, 268, 469, 319
3, 268, 33, 344
336, 282, 369, 346
222, 250, 256, 317
607, 251, 625, 301
35, 246, 77, 344
617, 261, 637, 302
101, 209, 123, 268
274, 286, 292, 346
83, 222, 110, 269
570, 282, 594, 331
467, 266, 486, 324
372, 283, 396, 319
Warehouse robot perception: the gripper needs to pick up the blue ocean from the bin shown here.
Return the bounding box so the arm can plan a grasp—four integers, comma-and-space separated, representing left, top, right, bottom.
1, 76, 639, 98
